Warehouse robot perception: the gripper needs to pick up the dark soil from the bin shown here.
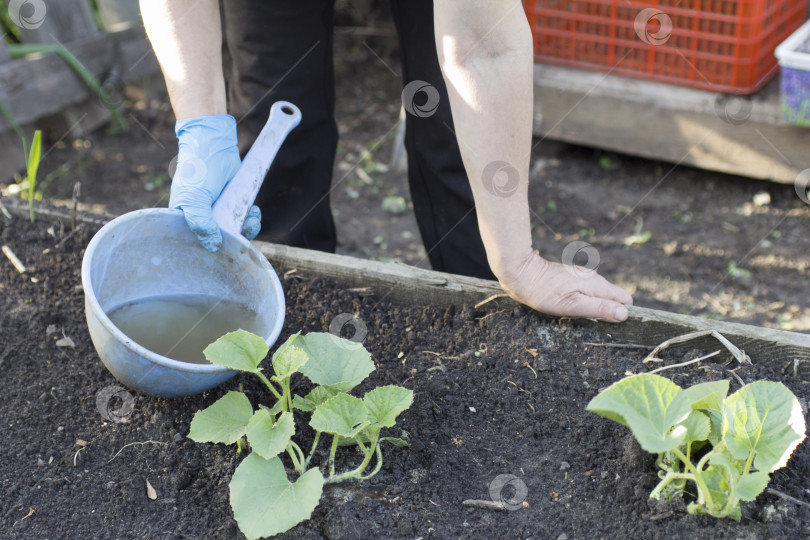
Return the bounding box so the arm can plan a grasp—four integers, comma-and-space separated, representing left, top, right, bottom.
1, 213, 808, 539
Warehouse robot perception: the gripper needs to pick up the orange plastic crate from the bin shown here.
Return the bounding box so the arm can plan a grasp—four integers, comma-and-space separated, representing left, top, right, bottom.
524, 0, 807, 93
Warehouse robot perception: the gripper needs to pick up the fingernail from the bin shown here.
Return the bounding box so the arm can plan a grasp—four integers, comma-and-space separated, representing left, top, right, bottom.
615, 305, 629, 321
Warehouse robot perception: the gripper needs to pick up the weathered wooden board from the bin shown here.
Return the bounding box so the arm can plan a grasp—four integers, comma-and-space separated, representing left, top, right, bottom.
253, 240, 810, 378
4, 198, 809, 379
2, 196, 112, 228
533, 64, 810, 185
0, 26, 158, 132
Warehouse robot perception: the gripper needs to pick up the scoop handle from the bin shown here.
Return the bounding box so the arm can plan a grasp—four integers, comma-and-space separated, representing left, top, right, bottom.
212, 101, 302, 236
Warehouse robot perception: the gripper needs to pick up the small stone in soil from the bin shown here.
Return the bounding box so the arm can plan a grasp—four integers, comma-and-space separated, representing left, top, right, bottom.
55, 337, 75, 348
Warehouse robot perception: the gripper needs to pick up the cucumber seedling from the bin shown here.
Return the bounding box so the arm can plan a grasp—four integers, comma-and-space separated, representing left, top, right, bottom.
188, 330, 413, 539
587, 373, 806, 520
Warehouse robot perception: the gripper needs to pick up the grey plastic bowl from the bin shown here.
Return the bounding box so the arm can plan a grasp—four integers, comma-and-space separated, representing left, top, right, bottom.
81, 208, 285, 398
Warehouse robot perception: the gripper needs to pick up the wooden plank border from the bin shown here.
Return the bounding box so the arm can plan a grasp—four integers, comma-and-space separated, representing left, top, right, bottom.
255, 242, 810, 379
5, 197, 809, 379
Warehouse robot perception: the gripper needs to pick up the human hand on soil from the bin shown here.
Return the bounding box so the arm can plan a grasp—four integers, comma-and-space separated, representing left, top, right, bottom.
170, 114, 261, 252
497, 252, 633, 323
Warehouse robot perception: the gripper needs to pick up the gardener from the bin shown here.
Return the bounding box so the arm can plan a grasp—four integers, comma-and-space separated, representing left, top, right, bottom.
139, 0, 633, 323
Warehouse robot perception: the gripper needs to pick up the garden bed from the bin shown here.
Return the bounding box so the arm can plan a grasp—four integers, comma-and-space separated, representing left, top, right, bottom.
1, 208, 808, 539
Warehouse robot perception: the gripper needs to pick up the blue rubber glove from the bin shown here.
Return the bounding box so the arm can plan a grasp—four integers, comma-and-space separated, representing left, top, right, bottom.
170, 114, 261, 252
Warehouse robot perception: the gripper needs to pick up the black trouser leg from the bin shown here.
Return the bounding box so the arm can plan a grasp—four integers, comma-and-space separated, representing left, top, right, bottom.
222, 0, 338, 252
389, 0, 495, 280
223, 1, 494, 279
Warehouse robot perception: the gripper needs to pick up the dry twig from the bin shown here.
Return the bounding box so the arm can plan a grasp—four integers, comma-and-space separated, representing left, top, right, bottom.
583, 342, 653, 349
647, 350, 721, 374
71, 182, 81, 230
108, 440, 168, 464
474, 293, 509, 309
12, 508, 34, 528
766, 488, 810, 509
55, 223, 84, 249
462, 499, 508, 511
643, 330, 751, 365
2, 244, 27, 273
0, 198, 11, 219
729, 368, 746, 388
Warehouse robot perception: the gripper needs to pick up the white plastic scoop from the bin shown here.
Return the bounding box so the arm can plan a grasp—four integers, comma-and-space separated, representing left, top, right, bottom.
81, 102, 301, 398
212, 102, 301, 235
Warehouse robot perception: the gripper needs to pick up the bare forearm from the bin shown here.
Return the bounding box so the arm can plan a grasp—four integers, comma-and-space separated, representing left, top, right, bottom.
139, 0, 226, 120
434, 0, 534, 280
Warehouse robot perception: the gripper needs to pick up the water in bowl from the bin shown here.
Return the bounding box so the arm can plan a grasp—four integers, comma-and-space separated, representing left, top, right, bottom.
107, 294, 264, 364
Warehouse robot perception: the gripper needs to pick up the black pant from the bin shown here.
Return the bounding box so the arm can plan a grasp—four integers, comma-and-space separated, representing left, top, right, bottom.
222, 0, 495, 280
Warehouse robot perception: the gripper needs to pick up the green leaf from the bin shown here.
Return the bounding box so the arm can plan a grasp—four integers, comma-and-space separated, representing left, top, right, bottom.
364, 385, 413, 428
678, 410, 711, 446
293, 386, 338, 412
688, 497, 742, 521
707, 452, 770, 505
188, 391, 254, 445
700, 459, 739, 519
336, 434, 368, 447
310, 393, 369, 438
203, 330, 269, 373
246, 411, 295, 460
298, 332, 375, 393
724, 381, 807, 472
379, 437, 409, 447
683, 380, 729, 412
586, 373, 692, 453
230, 454, 324, 540
260, 401, 283, 416
25, 130, 41, 222
26, 130, 41, 181
683, 380, 729, 445
708, 451, 741, 496
726, 504, 742, 522
271, 333, 308, 381
735, 471, 770, 502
